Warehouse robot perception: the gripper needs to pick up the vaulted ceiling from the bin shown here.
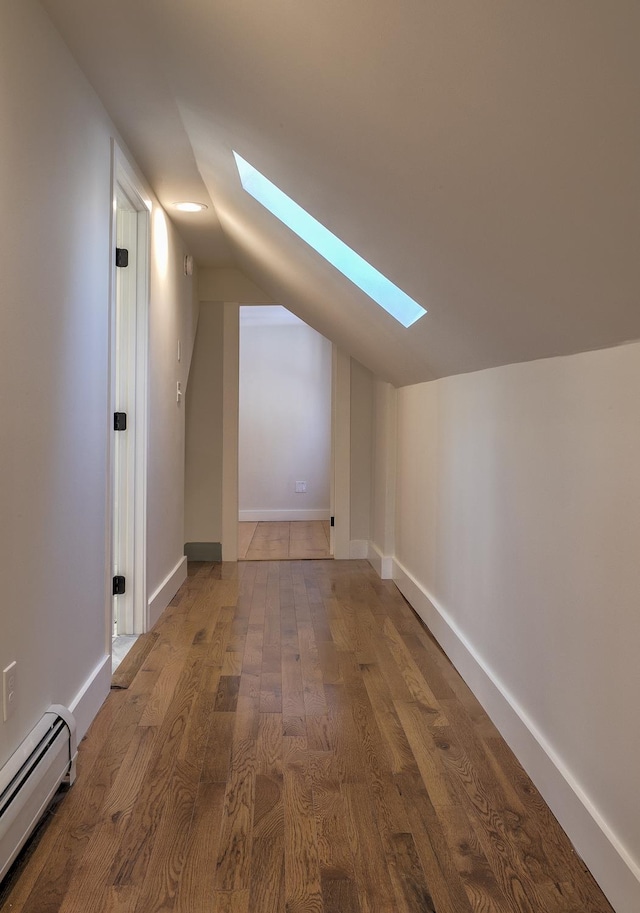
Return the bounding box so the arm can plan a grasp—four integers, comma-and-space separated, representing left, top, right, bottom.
41, 0, 639, 385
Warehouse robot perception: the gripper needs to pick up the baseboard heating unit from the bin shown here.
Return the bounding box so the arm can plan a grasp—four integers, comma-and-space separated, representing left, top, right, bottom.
0, 705, 77, 883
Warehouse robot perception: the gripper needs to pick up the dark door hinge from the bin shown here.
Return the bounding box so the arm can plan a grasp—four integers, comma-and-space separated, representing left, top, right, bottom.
112, 575, 126, 596
114, 412, 127, 431
330, 516, 335, 527
115, 247, 129, 268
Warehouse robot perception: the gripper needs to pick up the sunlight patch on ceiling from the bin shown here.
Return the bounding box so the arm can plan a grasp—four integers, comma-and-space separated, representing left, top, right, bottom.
233, 152, 426, 328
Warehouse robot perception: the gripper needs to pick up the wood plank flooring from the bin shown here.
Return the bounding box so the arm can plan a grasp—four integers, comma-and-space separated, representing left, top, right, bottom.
0, 560, 615, 913
238, 521, 331, 560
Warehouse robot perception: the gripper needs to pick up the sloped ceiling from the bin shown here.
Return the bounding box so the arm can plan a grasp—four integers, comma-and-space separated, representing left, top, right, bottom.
40, 0, 640, 385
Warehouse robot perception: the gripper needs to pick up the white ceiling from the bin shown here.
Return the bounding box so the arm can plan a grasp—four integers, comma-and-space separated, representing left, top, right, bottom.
40, 0, 640, 385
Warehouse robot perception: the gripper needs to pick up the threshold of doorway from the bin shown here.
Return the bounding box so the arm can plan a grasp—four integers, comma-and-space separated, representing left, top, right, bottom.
111, 635, 138, 674
111, 632, 159, 690
239, 520, 332, 561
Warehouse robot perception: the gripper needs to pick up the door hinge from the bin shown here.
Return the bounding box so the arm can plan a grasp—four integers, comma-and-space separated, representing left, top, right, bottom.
330, 516, 335, 527
115, 247, 129, 268
112, 575, 126, 596
114, 412, 127, 431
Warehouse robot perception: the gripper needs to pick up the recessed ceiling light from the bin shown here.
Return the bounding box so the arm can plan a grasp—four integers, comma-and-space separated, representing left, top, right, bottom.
173, 201, 208, 213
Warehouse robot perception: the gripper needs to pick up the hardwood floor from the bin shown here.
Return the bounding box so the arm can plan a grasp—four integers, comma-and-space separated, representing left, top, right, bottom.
238, 520, 332, 560
0, 560, 614, 913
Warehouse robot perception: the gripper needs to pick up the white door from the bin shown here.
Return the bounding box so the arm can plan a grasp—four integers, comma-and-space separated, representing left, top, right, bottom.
112, 194, 137, 634
111, 149, 149, 636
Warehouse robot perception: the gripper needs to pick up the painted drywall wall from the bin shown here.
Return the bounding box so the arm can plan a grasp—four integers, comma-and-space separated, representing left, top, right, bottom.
0, 0, 196, 767
222, 304, 240, 560
393, 341, 640, 913
185, 303, 225, 544
199, 267, 274, 305
332, 347, 351, 560
146, 205, 199, 623
349, 359, 373, 545
238, 307, 332, 520
369, 378, 397, 577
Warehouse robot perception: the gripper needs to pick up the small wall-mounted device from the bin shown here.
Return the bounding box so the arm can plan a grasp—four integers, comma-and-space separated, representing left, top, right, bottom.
3, 662, 17, 722
184, 254, 194, 277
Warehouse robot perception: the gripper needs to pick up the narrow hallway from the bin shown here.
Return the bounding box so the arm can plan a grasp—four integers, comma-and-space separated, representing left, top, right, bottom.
0, 560, 614, 913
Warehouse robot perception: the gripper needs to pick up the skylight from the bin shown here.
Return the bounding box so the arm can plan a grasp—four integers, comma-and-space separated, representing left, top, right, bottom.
233, 152, 427, 328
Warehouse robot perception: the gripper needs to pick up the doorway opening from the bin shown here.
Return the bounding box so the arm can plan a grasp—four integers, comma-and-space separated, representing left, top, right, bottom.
237, 305, 332, 561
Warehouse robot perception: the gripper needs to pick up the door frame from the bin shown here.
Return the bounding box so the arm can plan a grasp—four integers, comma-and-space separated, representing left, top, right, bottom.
331, 345, 351, 559
108, 141, 150, 636
221, 307, 350, 561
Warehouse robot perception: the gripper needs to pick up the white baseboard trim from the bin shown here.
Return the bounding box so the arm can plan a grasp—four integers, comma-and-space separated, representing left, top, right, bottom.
238, 509, 330, 522
147, 555, 187, 629
349, 539, 369, 559
68, 654, 111, 743
367, 541, 394, 579
392, 557, 640, 913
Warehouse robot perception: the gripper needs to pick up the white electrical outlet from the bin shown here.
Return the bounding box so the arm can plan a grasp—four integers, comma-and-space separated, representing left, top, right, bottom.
3, 661, 17, 722
295, 481, 307, 493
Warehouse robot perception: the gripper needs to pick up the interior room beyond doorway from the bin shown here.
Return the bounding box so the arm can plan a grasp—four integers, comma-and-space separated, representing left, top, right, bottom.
238, 305, 332, 559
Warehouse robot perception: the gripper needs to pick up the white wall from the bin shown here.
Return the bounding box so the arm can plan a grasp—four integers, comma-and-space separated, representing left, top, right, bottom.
368, 378, 397, 577
146, 205, 198, 622
392, 341, 640, 913
349, 359, 374, 555
238, 307, 331, 521
199, 268, 274, 305
0, 0, 196, 767
222, 303, 240, 560
185, 302, 224, 544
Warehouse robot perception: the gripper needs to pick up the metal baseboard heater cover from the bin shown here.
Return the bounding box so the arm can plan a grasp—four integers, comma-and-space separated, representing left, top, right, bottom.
0, 705, 77, 883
